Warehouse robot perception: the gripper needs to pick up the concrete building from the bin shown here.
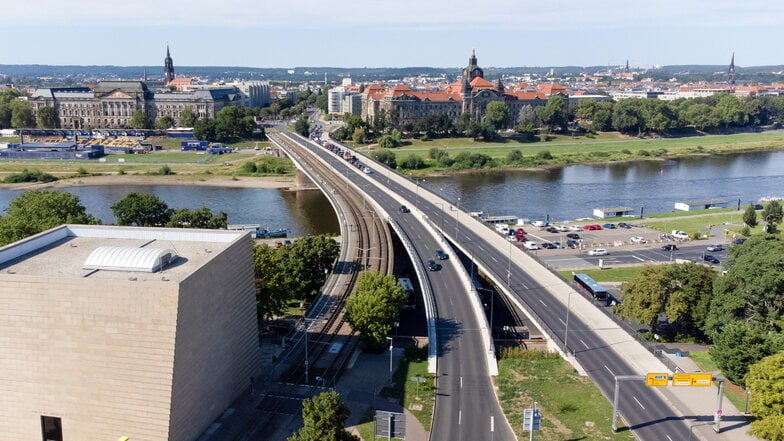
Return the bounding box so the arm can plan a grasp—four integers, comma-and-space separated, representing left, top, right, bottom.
328, 86, 346, 114
341, 92, 362, 115
0, 225, 260, 441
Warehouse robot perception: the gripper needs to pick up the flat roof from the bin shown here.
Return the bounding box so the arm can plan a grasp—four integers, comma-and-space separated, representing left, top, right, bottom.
0, 225, 246, 282
595, 206, 634, 212
677, 199, 728, 206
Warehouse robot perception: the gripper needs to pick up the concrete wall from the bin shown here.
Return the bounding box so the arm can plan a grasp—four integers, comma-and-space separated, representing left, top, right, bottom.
0, 277, 178, 441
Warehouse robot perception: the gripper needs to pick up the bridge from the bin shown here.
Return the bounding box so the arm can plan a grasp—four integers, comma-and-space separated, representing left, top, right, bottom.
270, 129, 726, 441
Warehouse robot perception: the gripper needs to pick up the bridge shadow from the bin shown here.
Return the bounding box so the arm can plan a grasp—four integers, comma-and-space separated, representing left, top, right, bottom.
434, 317, 463, 357
331, 260, 355, 275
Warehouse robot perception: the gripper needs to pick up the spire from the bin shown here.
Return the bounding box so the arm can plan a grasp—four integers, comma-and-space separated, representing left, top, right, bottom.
496, 78, 505, 94
164, 45, 175, 84
727, 52, 736, 86
624, 59, 630, 72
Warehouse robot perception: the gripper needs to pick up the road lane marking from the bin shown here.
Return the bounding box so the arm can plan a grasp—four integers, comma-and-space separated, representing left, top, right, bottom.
459, 410, 462, 425
490, 256, 499, 263
665, 435, 673, 441
460, 376, 463, 389
632, 396, 646, 410
580, 339, 590, 349
558, 318, 566, 326
633, 256, 645, 262
538, 299, 548, 307
604, 365, 615, 377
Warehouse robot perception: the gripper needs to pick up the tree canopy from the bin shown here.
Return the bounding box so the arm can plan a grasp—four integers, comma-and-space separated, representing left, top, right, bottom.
0, 190, 98, 246
747, 350, 784, 441
708, 320, 784, 384
345, 271, 407, 347
484, 101, 510, 130
288, 391, 358, 441
111, 192, 171, 227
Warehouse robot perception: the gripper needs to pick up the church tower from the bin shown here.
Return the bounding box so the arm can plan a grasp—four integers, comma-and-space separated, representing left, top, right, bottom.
462, 48, 484, 82
727, 52, 736, 86
164, 45, 175, 84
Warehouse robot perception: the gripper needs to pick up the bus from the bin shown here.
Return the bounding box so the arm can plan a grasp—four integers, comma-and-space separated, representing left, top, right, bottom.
399, 277, 416, 309
573, 273, 609, 304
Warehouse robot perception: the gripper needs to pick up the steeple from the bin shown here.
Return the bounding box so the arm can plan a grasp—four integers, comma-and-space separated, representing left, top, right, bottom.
496, 78, 505, 94
624, 59, 630, 72
727, 52, 736, 86
164, 45, 175, 84
462, 48, 484, 82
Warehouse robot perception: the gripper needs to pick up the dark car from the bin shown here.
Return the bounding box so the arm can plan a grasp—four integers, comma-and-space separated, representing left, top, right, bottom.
702, 254, 720, 264
661, 244, 678, 251
566, 239, 580, 249
546, 226, 559, 233
427, 259, 441, 271
541, 242, 557, 249
566, 233, 580, 240
706, 244, 725, 252
731, 238, 747, 245
618, 222, 632, 229
436, 249, 449, 260
399, 205, 410, 213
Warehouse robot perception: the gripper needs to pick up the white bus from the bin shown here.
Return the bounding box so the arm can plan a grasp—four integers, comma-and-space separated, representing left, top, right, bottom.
399, 278, 416, 309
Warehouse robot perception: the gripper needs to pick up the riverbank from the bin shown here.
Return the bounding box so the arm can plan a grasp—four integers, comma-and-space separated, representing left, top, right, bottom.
2, 173, 295, 191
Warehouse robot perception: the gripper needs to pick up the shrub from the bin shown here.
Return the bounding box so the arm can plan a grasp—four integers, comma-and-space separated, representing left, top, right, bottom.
3, 169, 58, 183
536, 150, 553, 160
158, 165, 173, 175
638, 149, 651, 156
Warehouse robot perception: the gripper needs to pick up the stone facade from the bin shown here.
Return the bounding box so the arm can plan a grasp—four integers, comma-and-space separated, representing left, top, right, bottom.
362, 50, 565, 129
0, 225, 259, 441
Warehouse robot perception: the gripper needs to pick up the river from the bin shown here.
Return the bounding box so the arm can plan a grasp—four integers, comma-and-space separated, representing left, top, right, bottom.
1, 151, 783, 232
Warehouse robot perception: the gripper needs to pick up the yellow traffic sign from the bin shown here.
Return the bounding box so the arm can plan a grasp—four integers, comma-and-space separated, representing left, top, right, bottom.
646, 373, 669, 387
673, 373, 713, 386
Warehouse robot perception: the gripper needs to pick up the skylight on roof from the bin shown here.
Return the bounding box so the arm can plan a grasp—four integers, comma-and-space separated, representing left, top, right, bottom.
83, 246, 177, 273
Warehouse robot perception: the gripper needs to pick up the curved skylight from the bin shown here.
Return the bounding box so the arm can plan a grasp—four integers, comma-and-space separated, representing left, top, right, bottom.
83, 246, 176, 273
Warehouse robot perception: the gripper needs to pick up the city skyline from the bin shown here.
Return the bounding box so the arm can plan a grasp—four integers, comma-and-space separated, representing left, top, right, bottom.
6, 0, 784, 69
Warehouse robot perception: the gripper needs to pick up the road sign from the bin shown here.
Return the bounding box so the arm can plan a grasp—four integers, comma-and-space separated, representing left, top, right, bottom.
646, 373, 669, 387
673, 373, 713, 387
522, 408, 541, 431
410, 376, 427, 383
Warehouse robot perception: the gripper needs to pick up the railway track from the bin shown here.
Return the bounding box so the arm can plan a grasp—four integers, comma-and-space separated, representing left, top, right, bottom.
270, 131, 393, 386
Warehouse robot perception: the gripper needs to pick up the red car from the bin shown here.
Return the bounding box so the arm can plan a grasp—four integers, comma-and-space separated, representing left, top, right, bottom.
583, 224, 602, 231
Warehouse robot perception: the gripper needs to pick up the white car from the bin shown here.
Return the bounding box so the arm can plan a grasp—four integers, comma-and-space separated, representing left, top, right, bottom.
568, 225, 582, 231
630, 236, 647, 244
588, 248, 608, 256
554, 225, 569, 232
523, 241, 540, 250
362, 167, 372, 174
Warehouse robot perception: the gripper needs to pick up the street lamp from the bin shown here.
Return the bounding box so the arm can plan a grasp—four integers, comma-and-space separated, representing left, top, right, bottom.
454, 196, 461, 239
415, 178, 426, 209
387, 336, 394, 381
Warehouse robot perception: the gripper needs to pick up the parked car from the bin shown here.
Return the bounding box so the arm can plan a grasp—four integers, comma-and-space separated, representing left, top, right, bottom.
672, 230, 689, 239
706, 244, 725, 252
533, 220, 548, 227
603, 223, 616, 229
588, 248, 609, 256
661, 244, 679, 251
399, 205, 410, 213
566, 239, 580, 249
568, 225, 582, 231
427, 259, 441, 271
630, 236, 647, 244
523, 241, 540, 250
546, 226, 559, 233
731, 238, 747, 245
566, 233, 580, 240
702, 254, 720, 264
583, 224, 603, 231
555, 225, 569, 232
541, 242, 558, 249
618, 222, 632, 229
436, 249, 449, 260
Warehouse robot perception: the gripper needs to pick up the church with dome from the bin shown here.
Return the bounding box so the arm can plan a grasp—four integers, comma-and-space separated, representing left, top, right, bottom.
361, 50, 567, 129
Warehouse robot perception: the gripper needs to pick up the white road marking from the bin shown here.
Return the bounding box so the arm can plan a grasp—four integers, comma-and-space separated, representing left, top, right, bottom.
558, 318, 566, 326
604, 365, 615, 377
460, 376, 463, 389
580, 339, 590, 349
665, 435, 674, 441
538, 299, 548, 308
459, 410, 462, 425
633, 256, 645, 262
490, 256, 498, 263
633, 396, 646, 410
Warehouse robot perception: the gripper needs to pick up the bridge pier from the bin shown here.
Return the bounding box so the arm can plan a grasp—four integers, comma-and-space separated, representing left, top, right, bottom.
294, 169, 318, 190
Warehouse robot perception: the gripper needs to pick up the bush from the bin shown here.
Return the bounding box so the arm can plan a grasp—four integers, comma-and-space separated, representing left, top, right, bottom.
241, 161, 257, 173
158, 165, 173, 175
536, 150, 553, 160
498, 347, 560, 360
3, 169, 58, 184
638, 150, 651, 156
76, 167, 89, 176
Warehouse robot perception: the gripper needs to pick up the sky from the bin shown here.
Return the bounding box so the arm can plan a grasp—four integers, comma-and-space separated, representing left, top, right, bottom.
6, 0, 784, 68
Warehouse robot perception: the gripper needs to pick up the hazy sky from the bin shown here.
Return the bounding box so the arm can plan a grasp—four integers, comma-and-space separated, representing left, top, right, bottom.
6, 0, 783, 68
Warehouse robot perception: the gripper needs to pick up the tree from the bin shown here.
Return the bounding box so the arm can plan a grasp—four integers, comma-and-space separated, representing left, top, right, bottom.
708, 320, 784, 384
616, 263, 716, 336
111, 192, 171, 226
683, 103, 720, 131
743, 205, 758, 227
761, 200, 783, 232
484, 101, 510, 130
252, 243, 290, 321
165, 207, 228, 229
351, 127, 366, 144
278, 235, 340, 301
372, 149, 397, 169
193, 118, 216, 141
35, 106, 58, 129
10, 100, 35, 128
345, 272, 407, 347
129, 109, 147, 129
288, 391, 359, 441
0, 190, 98, 246
746, 351, 784, 441
612, 99, 643, 134
178, 109, 198, 128
715, 94, 747, 128
155, 115, 175, 130
535, 95, 567, 133
294, 115, 311, 137
401, 153, 425, 169
707, 235, 784, 333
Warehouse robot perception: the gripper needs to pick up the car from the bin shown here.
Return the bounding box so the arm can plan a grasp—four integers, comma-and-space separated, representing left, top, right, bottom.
588, 248, 609, 256
731, 238, 747, 245
702, 254, 720, 264
566, 233, 580, 240
618, 222, 632, 229
566, 239, 580, 249
568, 225, 582, 231
436, 249, 449, 260
523, 241, 540, 250
427, 259, 441, 271
546, 226, 559, 233
362, 167, 372, 174
672, 230, 689, 239
514, 228, 527, 235
706, 244, 725, 252
555, 225, 569, 232
661, 244, 679, 251
603, 223, 616, 229
540, 242, 558, 249
533, 220, 548, 227
583, 224, 602, 231
630, 236, 647, 244
399, 205, 410, 213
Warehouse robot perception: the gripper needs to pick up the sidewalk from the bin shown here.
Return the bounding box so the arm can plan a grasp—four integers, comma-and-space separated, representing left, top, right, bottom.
658, 351, 758, 441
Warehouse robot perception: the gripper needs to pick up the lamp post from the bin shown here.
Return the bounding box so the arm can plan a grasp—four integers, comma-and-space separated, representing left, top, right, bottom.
454, 196, 461, 239
387, 336, 394, 381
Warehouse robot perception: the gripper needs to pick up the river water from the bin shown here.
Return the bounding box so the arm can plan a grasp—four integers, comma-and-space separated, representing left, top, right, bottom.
1, 151, 783, 232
